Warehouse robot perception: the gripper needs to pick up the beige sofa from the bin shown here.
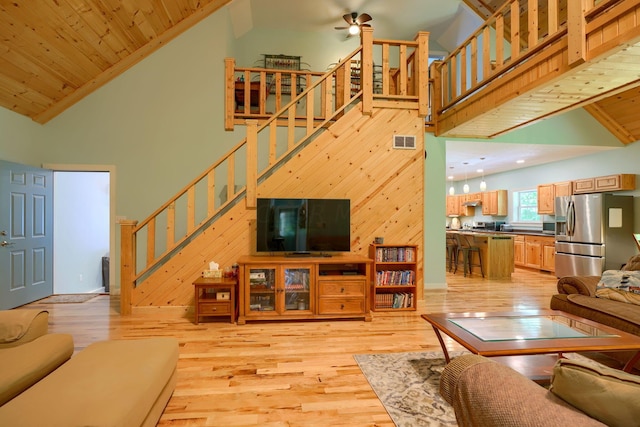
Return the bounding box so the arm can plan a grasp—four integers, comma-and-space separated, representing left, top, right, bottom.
0, 309, 179, 427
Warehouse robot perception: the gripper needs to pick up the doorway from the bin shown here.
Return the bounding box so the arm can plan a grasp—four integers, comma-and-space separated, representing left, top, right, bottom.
46, 164, 116, 295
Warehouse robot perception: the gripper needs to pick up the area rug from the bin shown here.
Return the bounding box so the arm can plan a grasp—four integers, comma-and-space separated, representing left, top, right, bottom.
36, 294, 99, 304
354, 351, 460, 427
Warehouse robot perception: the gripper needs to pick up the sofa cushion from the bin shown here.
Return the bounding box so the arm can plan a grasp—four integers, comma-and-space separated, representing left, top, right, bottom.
564, 294, 640, 334
0, 333, 73, 406
0, 337, 179, 427
596, 270, 640, 306
550, 358, 640, 427
0, 310, 49, 347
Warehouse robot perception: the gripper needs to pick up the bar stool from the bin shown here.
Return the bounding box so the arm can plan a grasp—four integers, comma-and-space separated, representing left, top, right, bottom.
446, 233, 458, 272
454, 233, 484, 277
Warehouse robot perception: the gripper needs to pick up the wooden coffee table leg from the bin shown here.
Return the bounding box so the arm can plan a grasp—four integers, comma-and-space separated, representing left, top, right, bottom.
431, 326, 451, 363
623, 351, 640, 372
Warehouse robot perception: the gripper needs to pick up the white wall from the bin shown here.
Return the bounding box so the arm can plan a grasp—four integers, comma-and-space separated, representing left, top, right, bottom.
54, 172, 110, 293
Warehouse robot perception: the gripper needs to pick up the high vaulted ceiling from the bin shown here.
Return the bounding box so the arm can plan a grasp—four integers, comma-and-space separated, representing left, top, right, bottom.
1, 0, 639, 155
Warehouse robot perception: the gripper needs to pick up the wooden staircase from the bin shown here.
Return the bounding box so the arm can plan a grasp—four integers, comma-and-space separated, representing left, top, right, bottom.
119, 29, 429, 314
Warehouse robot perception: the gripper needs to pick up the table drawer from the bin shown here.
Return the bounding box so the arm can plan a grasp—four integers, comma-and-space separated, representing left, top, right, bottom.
318, 280, 365, 297
318, 298, 364, 314
199, 302, 231, 315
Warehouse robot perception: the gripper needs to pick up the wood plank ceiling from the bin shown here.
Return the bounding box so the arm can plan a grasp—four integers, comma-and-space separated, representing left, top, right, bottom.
0, 0, 638, 145
0, 0, 232, 124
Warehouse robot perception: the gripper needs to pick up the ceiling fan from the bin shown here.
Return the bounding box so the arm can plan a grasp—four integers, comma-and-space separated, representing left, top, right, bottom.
334, 12, 372, 36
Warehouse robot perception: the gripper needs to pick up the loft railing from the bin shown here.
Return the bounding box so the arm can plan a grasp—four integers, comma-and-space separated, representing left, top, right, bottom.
435, 0, 613, 114
120, 28, 429, 314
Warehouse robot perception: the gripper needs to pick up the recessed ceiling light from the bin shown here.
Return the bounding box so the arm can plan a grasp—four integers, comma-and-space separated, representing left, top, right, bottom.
516, 159, 525, 164
476, 169, 483, 173
448, 175, 454, 180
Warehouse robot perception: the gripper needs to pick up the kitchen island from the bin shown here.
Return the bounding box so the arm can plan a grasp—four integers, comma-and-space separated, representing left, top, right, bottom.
447, 230, 514, 279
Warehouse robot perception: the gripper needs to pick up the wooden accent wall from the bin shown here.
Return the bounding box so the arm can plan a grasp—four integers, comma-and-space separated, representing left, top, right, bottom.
131, 105, 425, 311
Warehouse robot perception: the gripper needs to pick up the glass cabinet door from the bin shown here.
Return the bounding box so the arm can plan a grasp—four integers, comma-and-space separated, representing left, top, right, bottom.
248, 268, 276, 313
283, 267, 311, 312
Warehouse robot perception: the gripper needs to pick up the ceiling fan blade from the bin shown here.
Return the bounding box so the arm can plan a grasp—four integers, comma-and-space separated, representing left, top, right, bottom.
356, 13, 372, 24
334, 26, 349, 30
360, 23, 371, 28
342, 13, 356, 24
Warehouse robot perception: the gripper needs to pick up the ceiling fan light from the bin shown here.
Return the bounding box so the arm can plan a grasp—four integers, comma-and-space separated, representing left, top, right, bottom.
348, 24, 360, 35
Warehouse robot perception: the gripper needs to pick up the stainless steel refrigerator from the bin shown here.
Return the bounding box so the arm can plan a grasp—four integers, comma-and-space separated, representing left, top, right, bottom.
555, 193, 635, 278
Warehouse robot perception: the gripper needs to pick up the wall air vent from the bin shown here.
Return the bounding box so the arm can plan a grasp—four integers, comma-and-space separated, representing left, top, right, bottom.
393, 135, 416, 149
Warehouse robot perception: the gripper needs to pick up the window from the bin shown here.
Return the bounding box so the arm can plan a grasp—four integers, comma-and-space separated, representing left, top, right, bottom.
512, 189, 540, 223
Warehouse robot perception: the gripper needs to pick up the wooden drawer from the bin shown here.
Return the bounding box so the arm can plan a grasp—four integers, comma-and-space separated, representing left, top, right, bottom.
317, 298, 364, 314
318, 279, 365, 297
199, 302, 231, 315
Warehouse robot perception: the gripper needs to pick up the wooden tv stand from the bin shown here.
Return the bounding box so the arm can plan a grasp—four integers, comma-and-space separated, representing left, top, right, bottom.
237, 254, 372, 324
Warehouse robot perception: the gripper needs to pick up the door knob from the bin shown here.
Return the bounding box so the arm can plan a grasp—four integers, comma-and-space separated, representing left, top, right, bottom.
1, 241, 14, 247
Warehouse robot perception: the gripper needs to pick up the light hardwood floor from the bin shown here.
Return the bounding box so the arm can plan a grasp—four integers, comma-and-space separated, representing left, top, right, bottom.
24, 268, 559, 426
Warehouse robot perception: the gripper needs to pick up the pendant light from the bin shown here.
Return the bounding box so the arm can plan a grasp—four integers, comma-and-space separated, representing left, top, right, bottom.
448, 176, 455, 195
479, 168, 487, 191
462, 162, 469, 194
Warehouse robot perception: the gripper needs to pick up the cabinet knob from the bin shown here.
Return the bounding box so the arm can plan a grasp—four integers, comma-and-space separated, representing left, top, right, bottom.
340, 287, 345, 293
340, 304, 345, 310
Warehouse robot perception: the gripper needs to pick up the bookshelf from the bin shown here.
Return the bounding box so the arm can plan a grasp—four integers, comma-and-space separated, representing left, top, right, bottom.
369, 244, 417, 311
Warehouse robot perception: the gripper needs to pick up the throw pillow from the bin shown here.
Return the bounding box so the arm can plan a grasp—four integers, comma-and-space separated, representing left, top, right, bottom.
622, 254, 640, 271
595, 270, 640, 306
550, 358, 640, 427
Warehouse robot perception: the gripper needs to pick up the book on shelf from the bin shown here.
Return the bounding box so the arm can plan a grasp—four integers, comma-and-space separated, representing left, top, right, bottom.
375, 270, 415, 286
375, 292, 413, 309
374, 246, 415, 263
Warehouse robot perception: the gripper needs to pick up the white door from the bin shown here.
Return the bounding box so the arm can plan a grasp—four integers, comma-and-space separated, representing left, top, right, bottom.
0, 160, 53, 309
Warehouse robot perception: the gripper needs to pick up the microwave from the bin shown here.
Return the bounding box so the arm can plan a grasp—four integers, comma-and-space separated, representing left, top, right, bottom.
542, 222, 555, 234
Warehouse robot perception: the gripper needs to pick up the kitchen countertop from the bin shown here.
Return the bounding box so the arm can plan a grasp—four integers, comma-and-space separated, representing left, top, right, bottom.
446, 229, 554, 238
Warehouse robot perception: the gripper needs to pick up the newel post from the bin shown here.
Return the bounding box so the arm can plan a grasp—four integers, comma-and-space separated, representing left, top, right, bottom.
224, 58, 236, 131
415, 31, 430, 118
119, 220, 138, 315
361, 27, 373, 115
567, 0, 587, 66
245, 120, 258, 209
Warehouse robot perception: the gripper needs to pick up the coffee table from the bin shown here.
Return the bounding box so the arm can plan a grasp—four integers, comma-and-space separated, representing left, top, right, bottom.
422, 310, 640, 381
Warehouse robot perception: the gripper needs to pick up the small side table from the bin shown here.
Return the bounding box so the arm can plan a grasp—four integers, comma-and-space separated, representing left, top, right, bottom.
193, 277, 237, 324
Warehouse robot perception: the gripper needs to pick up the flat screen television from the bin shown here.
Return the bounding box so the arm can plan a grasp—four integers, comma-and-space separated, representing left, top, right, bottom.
256, 198, 350, 255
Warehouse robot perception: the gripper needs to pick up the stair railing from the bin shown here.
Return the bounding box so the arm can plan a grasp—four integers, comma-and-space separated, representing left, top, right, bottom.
435, 0, 609, 114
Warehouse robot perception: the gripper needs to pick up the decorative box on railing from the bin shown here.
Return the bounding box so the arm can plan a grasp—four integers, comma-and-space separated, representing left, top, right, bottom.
263, 54, 301, 95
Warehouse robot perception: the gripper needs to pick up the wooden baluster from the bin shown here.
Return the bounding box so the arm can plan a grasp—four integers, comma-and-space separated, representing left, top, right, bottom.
511, 1, 521, 60
224, 58, 235, 131
361, 27, 373, 115
187, 187, 195, 232
415, 32, 429, 118
146, 217, 155, 267
528, 0, 539, 48
246, 120, 258, 209
496, 14, 505, 68
119, 220, 138, 316
166, 202, 175, 247
207, 172, 215, 217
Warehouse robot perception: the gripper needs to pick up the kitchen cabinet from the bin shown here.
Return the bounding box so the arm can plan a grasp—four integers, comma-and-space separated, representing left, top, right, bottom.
513, 235, 525, 267
537, 181, 572, 214
481, 189, 507, 216
573, 174, 635, 194
515, 235, 555, 271
541, 241, 555, 272
524, 238, 543, 269
446, 195, 460, 216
